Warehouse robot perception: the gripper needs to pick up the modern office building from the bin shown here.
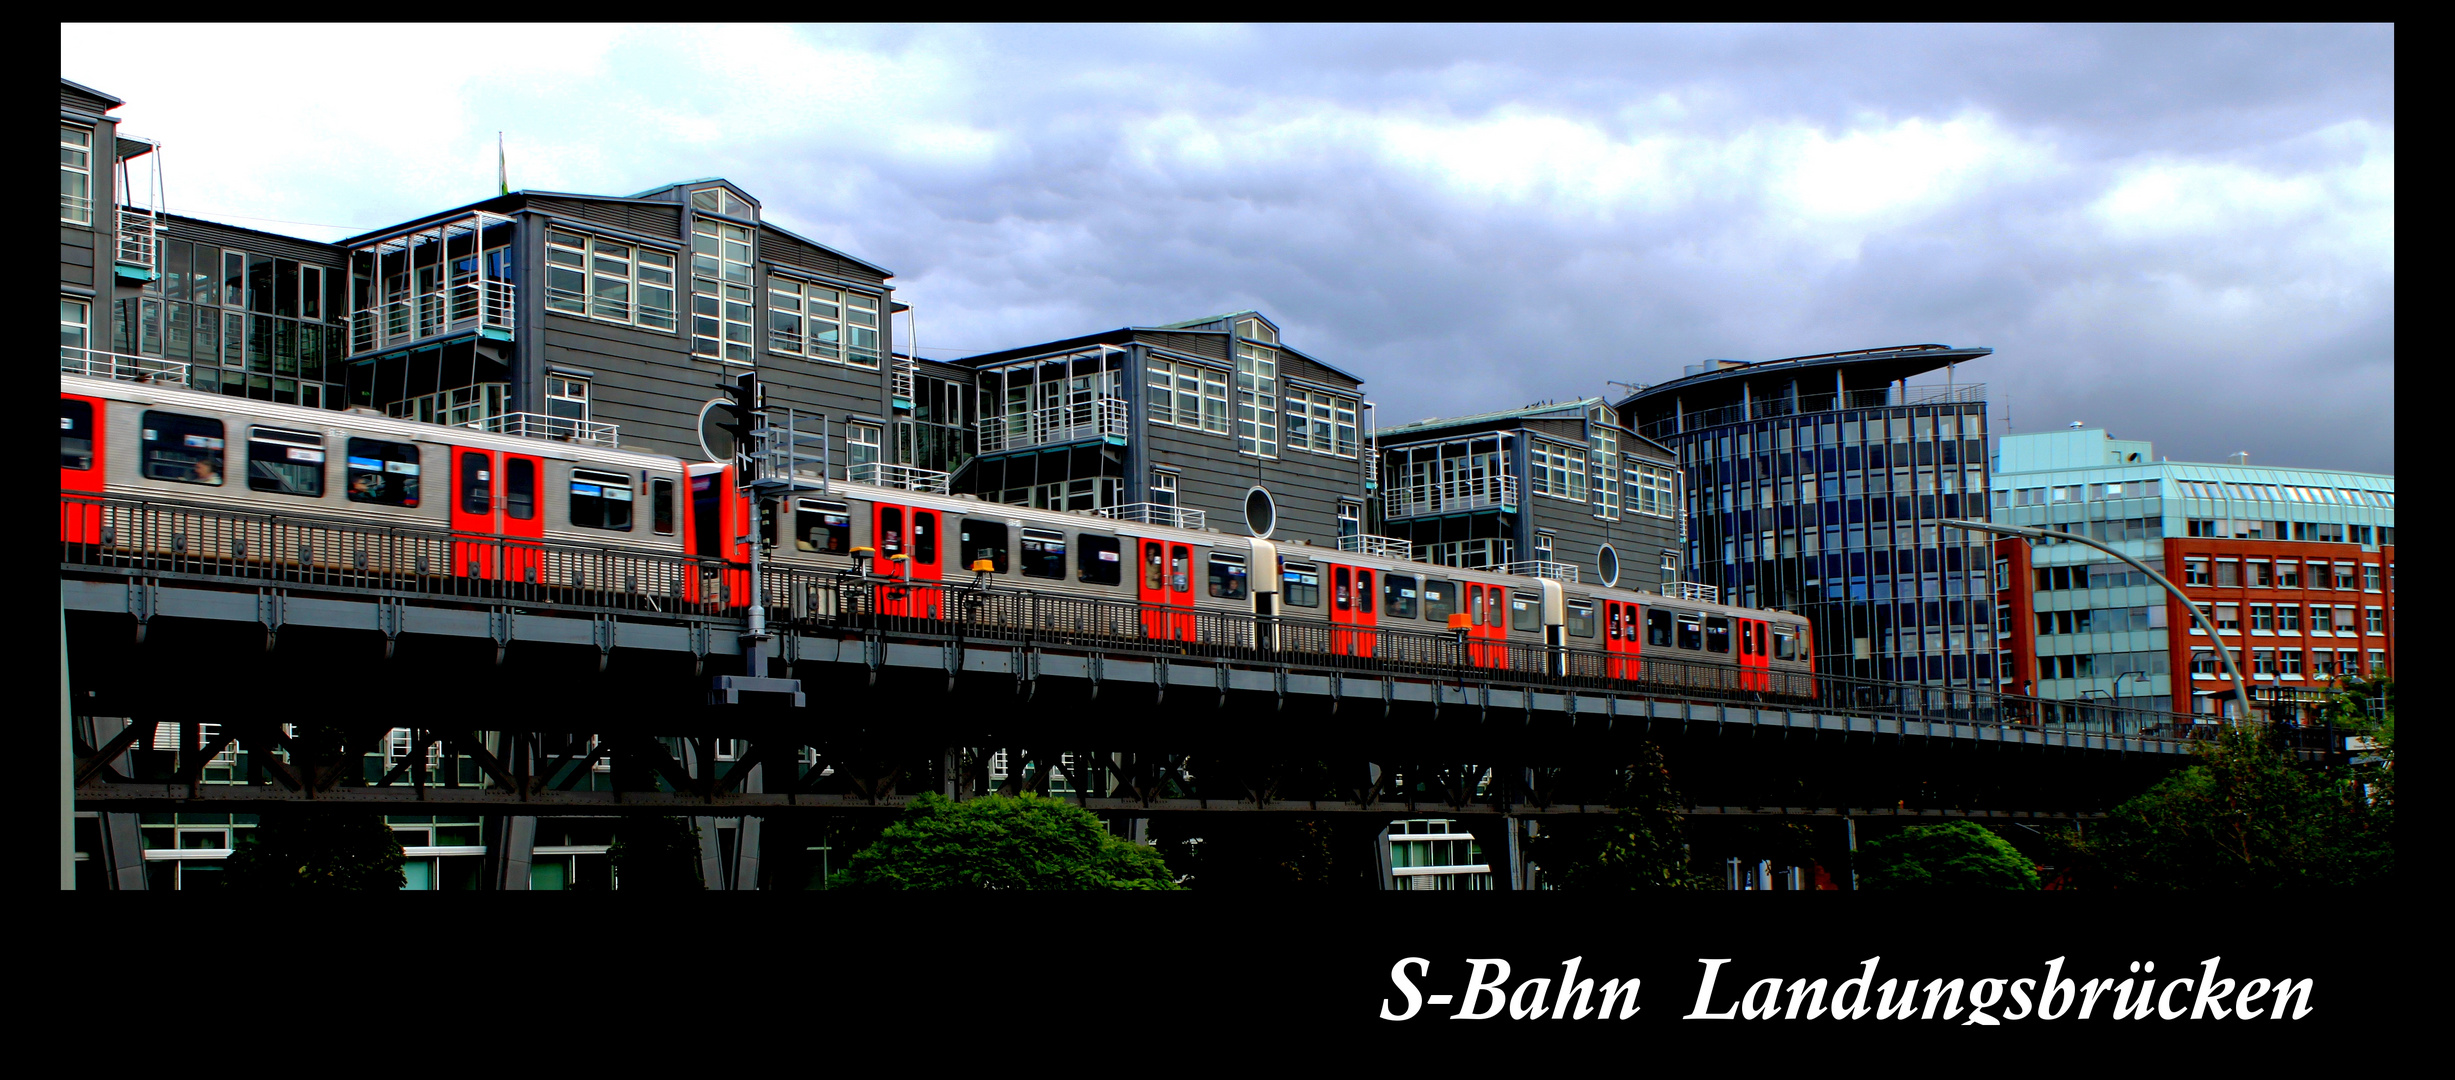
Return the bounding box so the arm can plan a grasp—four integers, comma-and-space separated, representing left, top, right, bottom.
1615, 345, 1998, 690
1988, 427, 2394, 717
1374, 399, 1682, 588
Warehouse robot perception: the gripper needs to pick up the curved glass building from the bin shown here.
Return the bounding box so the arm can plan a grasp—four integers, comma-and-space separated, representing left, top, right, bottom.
1616, 345, 1996, 690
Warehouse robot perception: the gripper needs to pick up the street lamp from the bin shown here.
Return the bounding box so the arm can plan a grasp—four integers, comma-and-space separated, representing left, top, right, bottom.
2112, 669, 2153, 736
1939, 518, 2252, 730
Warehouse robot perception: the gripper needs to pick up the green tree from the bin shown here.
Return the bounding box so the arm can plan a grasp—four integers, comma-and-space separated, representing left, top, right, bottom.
828, 793, 1182, 890
608, 815, 705, 891
224, 808, 407, 890
2083, 719, 2391, 889
1525, 742, 1717, 890
1857, 821, 2038, 890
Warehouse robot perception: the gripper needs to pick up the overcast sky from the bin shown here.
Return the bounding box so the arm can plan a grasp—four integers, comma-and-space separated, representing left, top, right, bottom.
63, 24, 2394, 474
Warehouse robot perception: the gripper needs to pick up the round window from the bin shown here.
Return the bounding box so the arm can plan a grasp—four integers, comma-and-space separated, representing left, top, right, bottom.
1243, 486, 1277, 539
1598, 544, 1620, 588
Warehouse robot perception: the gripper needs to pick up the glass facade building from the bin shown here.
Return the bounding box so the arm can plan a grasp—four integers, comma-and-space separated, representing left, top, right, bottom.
1618, 345, 1996, 689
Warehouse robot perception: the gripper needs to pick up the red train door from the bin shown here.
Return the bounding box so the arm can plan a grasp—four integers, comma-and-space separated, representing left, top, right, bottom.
1139, 538, 1171, 640
1168, 543, 1195, 641
1352, 566, 1377, 657
1605, 600, 1642, 681
450, 448, 500, 579
874, 505, 944, 619
875, 503, 911, 617
61, 394, 106, 543
1331, 566, 1355, 655
686, 465, 749, 607
1471, 583, 1508, 666
499, 452, 545, 584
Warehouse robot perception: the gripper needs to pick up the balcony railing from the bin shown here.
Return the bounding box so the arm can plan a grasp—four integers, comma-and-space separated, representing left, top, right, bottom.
890, 355, 916, 408
1385, 473, 1517, 519
1337, 534, 1414, 560
1660, 580, 1721, 604
63, 346, 189, 386
1097, 503, 1206, 531
350, 280, 516, 355
848, 462, 951, 494
979, 397, 1131, 455
117, 207, 159, 270
465, 412, 619, 449
1638, 383, 1989, 442
1502, 560, 1579, 583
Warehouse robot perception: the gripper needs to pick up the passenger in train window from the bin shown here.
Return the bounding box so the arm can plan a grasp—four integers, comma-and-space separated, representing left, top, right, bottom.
1422, 579, 1455, 622
1334, 567, 1352, 610
1383, 574, 1417, 619
141, 411, 224, 486
1208, 553, 1248, 599
1144, 542, 1165, 590
1077, 535, 1122, 585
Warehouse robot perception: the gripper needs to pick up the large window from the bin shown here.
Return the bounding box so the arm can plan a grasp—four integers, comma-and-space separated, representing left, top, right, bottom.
1146, 359, 1228, 433
1530, 440, 1587, 501
62, 299, 90, 362
1282, 388, 1361, 458
1077, 534, 1122, 585
345, 439, 420, 507
690, 218, 755, 363
1629, 460, 1678, 517
1021, 528, 1067, 580
545, 230, 676, 331
1234, 334, 1279, 458
569, 468, 634, 531
546, 374, 590, 431
62, 126, 92, 225
847, 422, 881, 473
245, 426, 325, 497
140, 411, 224, 486
795, 499, 851, 553
1590, 407, 1620, 519
767, 277, 880, 368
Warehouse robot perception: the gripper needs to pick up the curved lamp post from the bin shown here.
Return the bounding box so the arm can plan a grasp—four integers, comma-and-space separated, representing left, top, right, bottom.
1939, 518, 2251, 729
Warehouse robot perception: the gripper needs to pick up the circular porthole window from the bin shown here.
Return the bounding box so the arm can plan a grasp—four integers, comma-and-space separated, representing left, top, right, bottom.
1243, 486, 1277, 539
1598, 544, 1620, 588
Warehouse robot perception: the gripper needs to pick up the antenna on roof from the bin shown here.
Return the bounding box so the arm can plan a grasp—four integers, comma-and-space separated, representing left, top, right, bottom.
1608, 380, 1649, 398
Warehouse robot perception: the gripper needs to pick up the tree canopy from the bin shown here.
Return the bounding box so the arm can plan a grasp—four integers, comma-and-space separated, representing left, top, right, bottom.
223, 808, 406, 890
1524, 742, 1717, 890
828, 793, 1182, 890
1857, 820, 2038, 890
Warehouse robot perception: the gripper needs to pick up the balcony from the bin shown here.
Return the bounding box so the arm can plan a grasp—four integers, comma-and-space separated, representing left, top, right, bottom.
1097, 503, 1206, 531
465, 412, 619, 449
849, 462, 951, 494
979, 397, 1130, 455
351, 280, 515, 356
1660, 580, 1721, 604
63, 346, 189, 387
1638, 383, 1988, 442
1385, 473, 1517, 519
116, 207, 159, 274
1337, 534, 1414, 560
891, 355, 916, 410
1502, 560, 1579, 583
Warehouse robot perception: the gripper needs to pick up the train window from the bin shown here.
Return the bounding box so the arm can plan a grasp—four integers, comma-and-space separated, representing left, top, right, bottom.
61, 399, 93, 471
344, 439, 420, 507
1467, 585, 1484, 627
459, 452, 490, 513
1510, 592, 1538, 633
1282, 562, 1320, 607
1356, 571, 1374, 615
1705, 615, 1731, 654
1675, 614, 1701, 651
1773, 628, 1796, 661
1144, 541, 1165, 590
1649, 609, 1674, 647
503, 459, 536, 520
1383, 574, 1417, 619
693, 475, 722, 556
961, 518, 1008, 574
1022, 528, 1067, 580
245, 426, 324, 497
878, 507, 904, 558
1567, 600, 1597, 638
1739, 621, 1754, 656
912, 511, 939, 566
1209, 552, 1248, 599
1169, 545, 1191, 594
653, 479, 676, 535
1422, 580, 1456, 623
570, 468, 634, 531
1077, 534, 1122, 586
140, 411, 224, 486
1334, 567, 1352, 611
795, 499, 850, 553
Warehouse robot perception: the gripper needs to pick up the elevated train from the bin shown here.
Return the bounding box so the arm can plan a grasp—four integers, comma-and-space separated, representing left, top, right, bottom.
62, 372, 1814, 696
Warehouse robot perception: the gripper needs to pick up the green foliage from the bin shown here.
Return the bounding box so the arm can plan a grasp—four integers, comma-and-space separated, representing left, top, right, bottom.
1858, 821, 2038, 890
828, 793, 1182, 890
1525, 742, 1717, 890
1151, 814, 1343, 890
2081, 724, 2392, 889
223, 807, 406, 891
2323, 674, 2394, 742
608, 815, 705, 892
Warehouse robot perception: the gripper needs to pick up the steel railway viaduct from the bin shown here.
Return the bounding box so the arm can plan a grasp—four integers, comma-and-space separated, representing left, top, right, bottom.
63, 495, 2280, 890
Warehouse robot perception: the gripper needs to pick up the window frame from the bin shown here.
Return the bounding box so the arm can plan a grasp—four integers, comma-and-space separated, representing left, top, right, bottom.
568, 467, 636, 531
344, 438, 422, 508
690, 217, 756, 364
544, 229, 677, 332
245, 425, 327, 498
61, 126, 93, 225
1077, 533, 1122, 586
139, 411, 226, 487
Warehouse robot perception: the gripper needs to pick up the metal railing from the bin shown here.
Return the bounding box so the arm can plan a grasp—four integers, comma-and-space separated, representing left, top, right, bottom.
350, 279, 516, 355
465, 412, 620, 448
1386, 473, 1517, 519
1658, 580, 1720, 604
890, 355, 916, 406
1097, 503, 1205, 531
978, 397, 1131, 454
848, 462, 951, 494
62, 346, 190, 386
117, 207, 159, 269
1637, 384, 1989, 442
1338, 534, 1414, 560
64, 490, 2245, 751
1501, 560, 1579, 583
